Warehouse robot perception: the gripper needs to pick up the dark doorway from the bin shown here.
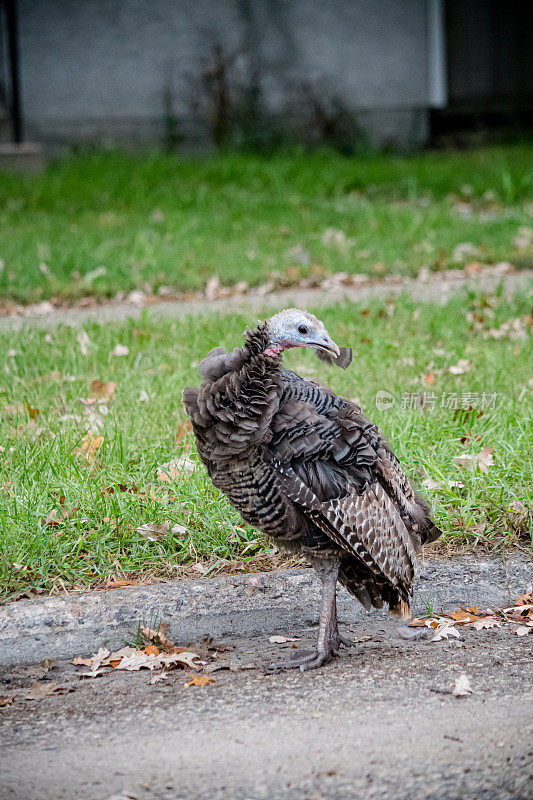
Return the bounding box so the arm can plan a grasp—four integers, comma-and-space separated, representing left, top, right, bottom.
431, 0, 533, 143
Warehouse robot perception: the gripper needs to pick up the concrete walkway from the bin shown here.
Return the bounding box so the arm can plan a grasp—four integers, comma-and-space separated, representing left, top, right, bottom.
1, 269, 531, 331
0, 556, 531, 800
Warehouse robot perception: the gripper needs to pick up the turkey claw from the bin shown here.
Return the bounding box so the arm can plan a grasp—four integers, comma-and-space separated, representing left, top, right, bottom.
338, 634, 353, 648
266, 648, 335, 673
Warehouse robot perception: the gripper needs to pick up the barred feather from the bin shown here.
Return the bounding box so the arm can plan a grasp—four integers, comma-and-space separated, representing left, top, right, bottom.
183, 316, 441, 613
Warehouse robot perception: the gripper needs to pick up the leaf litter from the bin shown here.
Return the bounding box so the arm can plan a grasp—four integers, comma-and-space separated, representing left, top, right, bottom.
452, 674, 474, 697
70, 621, 221, 683
269, 635, 299, 644
453, 446, 494, 474
408, 591, 533, 640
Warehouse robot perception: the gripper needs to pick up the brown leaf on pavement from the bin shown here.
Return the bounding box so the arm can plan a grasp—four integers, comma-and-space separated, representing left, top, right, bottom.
269, 635, 299, 644
149, 673, 169, 685
114, 649, 199, 671
72, 656, 93, 667
430, 623, 461, 642
141, 623, 172, 649
186, 674, 215, 687
452, 674, 474, 697
449, 606, 486, 624
104, 577, 139, 589
24, 682, 75, 700
0, 696, 14, 708
472, 618, 501, 630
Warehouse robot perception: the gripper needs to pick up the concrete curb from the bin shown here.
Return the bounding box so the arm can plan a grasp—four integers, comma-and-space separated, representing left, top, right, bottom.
0, 556, 530, 666
1, 270, 531, 331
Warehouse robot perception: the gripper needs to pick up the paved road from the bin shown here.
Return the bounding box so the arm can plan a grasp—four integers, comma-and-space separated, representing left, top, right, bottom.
1, 560, 532, 800
1, 269, 531, 331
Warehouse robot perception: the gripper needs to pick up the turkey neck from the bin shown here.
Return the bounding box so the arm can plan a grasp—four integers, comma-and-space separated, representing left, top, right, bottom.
202, 323, 283, 468
232, 323, 283, 432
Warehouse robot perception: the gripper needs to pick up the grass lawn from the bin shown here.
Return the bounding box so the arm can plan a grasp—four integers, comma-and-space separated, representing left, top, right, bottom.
0, 290, 531, 601
0, 144, 532, 304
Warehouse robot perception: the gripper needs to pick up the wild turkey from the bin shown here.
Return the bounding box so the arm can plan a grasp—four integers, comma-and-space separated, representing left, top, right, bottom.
182, 308, 441, 670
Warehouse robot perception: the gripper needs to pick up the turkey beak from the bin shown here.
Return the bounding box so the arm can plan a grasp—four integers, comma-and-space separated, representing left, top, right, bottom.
312, 335, 340, 357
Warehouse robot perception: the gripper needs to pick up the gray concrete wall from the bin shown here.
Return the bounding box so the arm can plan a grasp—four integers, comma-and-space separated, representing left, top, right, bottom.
17, 0, 433, 147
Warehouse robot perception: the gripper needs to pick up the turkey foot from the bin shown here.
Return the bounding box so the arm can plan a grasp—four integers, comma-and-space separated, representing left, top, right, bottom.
267, 558, 350, 672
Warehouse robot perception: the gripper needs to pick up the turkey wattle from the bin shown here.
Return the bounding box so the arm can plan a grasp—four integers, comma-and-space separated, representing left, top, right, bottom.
182, 309, 441, 670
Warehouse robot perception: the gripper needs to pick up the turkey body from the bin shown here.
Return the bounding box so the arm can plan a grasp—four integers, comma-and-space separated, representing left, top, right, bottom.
183, 321, 441, 665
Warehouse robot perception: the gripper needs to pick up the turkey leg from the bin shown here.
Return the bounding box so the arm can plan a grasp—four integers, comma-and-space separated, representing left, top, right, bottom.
267, 558, 351, 672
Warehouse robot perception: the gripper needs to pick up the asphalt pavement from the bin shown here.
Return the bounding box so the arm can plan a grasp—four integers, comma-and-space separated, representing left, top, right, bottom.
0, 557, 531, 800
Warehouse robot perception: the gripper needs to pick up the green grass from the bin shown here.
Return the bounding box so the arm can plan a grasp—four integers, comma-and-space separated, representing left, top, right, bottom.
0, 290, 531, 600
0, 144, 532, 304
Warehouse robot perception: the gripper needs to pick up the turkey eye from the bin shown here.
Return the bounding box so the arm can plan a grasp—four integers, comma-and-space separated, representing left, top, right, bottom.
298, 325, 308, 335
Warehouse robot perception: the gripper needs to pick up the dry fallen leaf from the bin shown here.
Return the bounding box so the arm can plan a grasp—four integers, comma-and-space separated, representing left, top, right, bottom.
453, 446, 494, 474
135, 521, 170, 541
115, 650, 199, 671
140, 623, 179, 652
515, 591, 533, 606
24, 682, 74, 700
160, 652, 200, 669
79, 397, 108, 432
91, 647, 112, 670
171, 524, 187, 536
149, 672, 169, 685
90, 379, 116, 399
431, 623, 461, 642
109, 344, 129, 357
77, 431, 104, 463
268, 635, 299, 644
449, 607, 486, 624
78, 668, 106, 679
77, 329, 90, 356
157, 456, 196, 482
176, 421, 192, 443
186, 674, 215, 687
205, 275, 220, 301
0, 696, 14, 708
452, 674, 473, 697
448, 359, 471, 375
72, 656, 93, 667
26, 402, 40, 420
472, 618, 501, 630
105, 577, 139, 589
41, 508, 60, 527
144, 644, 160, 657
